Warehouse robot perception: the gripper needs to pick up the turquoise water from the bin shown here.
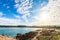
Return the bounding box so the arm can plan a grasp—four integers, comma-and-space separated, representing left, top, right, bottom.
0, 27, 39, 37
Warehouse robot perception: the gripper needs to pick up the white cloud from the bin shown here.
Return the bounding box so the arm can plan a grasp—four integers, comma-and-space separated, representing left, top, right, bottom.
0, 12, 4, 17
14, 4, 20, 8
15, 0, 20, 3
0, 17, 21, 26
30, 0, 60, 26
14, 0, 33, 23
14, 0, 60, 26
14, 15, 21, 19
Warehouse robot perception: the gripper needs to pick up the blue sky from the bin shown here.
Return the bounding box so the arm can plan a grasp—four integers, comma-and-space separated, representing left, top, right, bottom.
0, 0, 48, 18
0, 0, 60, 26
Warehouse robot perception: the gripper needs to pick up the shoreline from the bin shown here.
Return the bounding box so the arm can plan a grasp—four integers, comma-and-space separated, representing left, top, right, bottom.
0, 28, 60, 40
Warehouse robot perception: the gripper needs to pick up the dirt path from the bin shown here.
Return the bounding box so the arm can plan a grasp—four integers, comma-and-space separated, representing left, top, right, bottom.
31, 28, 60, 40
31, 30, 42, 40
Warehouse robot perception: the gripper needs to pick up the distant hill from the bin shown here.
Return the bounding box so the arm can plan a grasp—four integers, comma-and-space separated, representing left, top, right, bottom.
0, 25, 60, 30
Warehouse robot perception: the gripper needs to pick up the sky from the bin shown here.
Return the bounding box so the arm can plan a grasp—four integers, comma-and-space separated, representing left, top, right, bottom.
0, 0, 60, 26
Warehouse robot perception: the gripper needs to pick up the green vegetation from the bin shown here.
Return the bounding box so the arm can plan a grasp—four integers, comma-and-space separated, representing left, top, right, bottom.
37, 30, 60, 40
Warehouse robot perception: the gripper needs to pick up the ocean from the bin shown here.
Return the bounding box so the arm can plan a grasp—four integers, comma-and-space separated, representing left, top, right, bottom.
0, 27, 40, 37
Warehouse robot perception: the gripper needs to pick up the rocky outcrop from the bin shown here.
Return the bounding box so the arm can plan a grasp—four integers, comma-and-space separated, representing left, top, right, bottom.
16, 29, 60, 40
16, 31, 37, 40
0, 34, 16, 40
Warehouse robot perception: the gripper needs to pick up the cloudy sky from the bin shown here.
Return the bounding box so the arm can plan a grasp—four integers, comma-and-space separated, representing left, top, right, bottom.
0, 0, 60, 26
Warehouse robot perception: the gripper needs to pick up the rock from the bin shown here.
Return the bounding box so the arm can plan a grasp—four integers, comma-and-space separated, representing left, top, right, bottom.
16, 33, 23, 40
16, 32, 37, 40
15, 29, 60, 40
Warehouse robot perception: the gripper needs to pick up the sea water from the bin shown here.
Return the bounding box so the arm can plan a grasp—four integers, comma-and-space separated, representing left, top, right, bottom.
0, 27, 40, 37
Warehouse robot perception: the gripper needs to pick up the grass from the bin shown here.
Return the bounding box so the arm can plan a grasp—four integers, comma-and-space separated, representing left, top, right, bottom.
37, 35, 60, 40
37, 30, 60, 40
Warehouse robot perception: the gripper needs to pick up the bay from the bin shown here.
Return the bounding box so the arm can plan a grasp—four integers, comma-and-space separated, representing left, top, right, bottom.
0, 27, 40, 37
